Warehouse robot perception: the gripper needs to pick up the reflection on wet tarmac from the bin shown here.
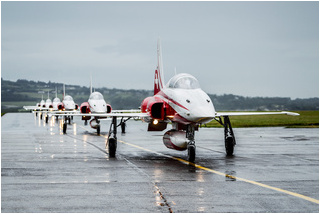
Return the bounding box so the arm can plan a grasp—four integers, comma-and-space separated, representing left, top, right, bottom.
2, 113, 318, 213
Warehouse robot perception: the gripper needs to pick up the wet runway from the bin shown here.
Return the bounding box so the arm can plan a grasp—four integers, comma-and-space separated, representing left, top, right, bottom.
1, 113, 319, 212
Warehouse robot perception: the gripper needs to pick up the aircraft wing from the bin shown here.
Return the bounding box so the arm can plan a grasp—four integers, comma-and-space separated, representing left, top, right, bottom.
215, 111, 300, 117
23, 106, 50, 111
23, 106, 38, 110
111, 109, 141, 113
48, 111, 149, 118
48, 110, 80, 115
75, 112, 149, 118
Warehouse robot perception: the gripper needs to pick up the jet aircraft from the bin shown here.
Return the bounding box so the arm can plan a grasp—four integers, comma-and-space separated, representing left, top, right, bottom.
78, 76, 112, 134
52, 88, 61, 110
24, 93, 52, 120
48, 84, 79, 129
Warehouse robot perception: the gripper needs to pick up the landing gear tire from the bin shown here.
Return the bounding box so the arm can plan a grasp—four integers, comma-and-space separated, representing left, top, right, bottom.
108, 137, 117, 157
188, 143, 196, 163
225, 136, 235, 156
63, 123, 67, 134
45, 116, 48, 123
121, 122, 126, 134
97, 125, 100, 135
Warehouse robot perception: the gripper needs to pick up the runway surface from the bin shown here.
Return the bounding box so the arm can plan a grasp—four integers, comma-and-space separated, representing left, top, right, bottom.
1, 113, 319, 212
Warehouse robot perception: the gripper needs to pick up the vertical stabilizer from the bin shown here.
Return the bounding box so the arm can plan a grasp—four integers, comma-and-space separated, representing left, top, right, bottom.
90, 74, 93, 95
63, 84, 65, 100
154, 38, 165, 95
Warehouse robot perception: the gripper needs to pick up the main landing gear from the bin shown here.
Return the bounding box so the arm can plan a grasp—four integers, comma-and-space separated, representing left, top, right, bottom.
62, 116, 73, 134
107, 117, 117, 157
216, 116, 236, 156
106, 117, 130, 157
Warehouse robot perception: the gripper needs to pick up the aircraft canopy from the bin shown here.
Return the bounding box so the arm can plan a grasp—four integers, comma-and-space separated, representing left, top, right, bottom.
53, 98, 61, 103
167, 73, 200, 89
64, 95, 73, 101
89, 92, 104, 100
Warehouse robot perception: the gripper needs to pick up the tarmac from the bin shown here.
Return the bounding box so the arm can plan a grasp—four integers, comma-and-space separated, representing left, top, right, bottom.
1, 113, 319, 212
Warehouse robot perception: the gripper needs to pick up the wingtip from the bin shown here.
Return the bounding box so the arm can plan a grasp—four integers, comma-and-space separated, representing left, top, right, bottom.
282, 111, 300, 116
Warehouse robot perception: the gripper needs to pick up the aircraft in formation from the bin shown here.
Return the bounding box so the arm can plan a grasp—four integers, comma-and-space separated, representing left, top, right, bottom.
25, 39, 299, 162
78, 76, 112, 135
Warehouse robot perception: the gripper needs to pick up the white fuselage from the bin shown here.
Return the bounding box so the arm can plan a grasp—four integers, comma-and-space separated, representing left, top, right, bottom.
88, 92, 108, 113
63, 95, 76, 110
40, 100, 45, 108
45, 99, 52, 108
52, 97, 61, 110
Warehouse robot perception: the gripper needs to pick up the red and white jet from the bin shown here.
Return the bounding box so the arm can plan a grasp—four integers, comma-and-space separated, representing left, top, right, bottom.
79, 76, 112, 134
137, 40, 297, 161
57, 84, 79, 111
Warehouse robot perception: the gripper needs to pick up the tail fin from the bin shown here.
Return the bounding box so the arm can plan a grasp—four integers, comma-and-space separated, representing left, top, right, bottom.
154, 39, 165, 95
63, 84, 65, 100
90, 74, 93, 94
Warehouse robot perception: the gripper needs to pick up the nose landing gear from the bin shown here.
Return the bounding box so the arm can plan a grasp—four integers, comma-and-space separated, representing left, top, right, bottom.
186, 125, 196, 163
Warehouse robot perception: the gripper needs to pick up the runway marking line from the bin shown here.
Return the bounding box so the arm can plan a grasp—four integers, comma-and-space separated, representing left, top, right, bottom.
117, 140, 319, 205
76, 125, 319, 205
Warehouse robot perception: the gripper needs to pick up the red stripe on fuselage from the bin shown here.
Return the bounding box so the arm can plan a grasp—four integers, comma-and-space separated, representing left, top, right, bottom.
156, 91, 189, 111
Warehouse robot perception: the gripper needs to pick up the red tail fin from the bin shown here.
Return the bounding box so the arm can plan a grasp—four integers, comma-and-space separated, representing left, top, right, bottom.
154, 68, 164, 95
154, 39, 165, 95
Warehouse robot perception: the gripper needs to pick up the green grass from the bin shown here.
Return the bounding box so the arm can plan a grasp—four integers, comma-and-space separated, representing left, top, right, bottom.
202, 111, 319, 128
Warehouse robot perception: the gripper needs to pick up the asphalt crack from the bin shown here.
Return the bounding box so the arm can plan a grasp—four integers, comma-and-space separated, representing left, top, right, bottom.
124, 157, 173, 213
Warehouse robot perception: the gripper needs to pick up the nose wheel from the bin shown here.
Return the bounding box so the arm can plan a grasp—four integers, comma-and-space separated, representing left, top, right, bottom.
187, 142, 196, 163
186, 125, 196, 163
63, 121, 67, 134
97, 124, 100, 135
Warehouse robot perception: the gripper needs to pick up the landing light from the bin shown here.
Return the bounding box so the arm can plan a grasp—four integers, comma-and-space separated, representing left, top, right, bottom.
153, 119, 159, 125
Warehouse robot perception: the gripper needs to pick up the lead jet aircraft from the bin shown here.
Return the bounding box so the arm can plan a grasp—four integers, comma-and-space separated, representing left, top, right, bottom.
50, 39, 299, 162
138, 40, 298, 161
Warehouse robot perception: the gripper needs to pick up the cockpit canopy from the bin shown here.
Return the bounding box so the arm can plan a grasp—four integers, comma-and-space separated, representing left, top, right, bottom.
89, 92, 104, 101
64, 95, 73, 101
53, 98, 61, 103
167, 73, 200, 89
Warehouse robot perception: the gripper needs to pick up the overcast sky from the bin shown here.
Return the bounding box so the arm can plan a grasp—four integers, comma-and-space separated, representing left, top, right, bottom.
2, 1, 319, 99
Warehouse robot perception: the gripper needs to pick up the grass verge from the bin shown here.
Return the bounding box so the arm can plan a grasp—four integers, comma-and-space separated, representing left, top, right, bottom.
202, 111, 319, 128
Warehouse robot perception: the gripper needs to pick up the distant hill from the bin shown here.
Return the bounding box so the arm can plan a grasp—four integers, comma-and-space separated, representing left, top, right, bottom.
1, 78, 319, 112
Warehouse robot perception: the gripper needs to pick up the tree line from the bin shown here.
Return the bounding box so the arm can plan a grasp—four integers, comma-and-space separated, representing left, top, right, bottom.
1, 78, 318, 111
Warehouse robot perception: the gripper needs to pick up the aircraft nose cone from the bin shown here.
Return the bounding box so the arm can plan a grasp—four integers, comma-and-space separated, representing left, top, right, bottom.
90, 102, 107, 113
186, 106, 216, 124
